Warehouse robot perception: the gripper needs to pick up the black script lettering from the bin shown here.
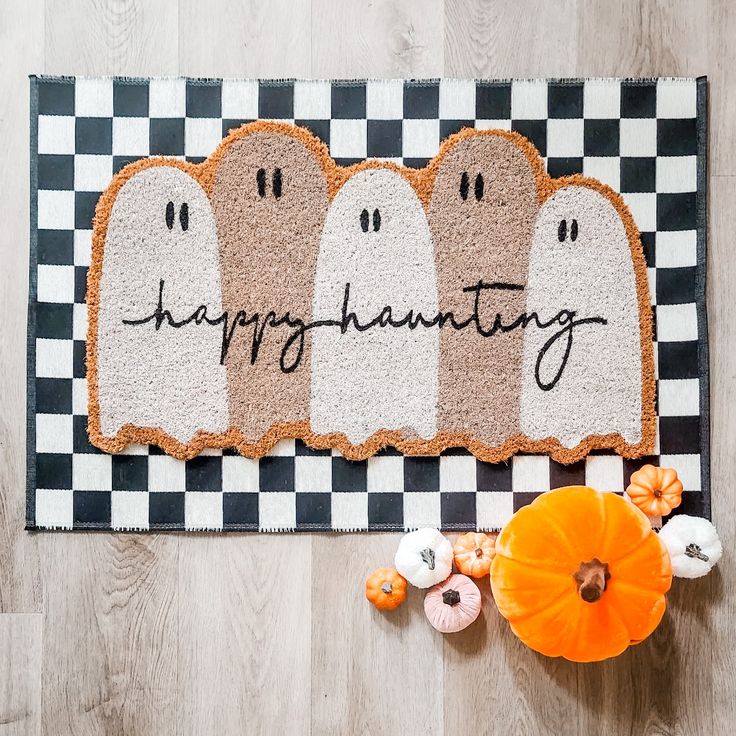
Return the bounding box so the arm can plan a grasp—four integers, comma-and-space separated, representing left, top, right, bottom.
122, 279, 608, 390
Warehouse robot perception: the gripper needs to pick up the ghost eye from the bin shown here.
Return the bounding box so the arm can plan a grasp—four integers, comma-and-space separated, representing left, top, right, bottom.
373, 209, 381, 232
165, 201, 175, 230
273, 168, 282, 199
256, 168, 266, 198
558, 219, 567, 242
360, 208, 369, 232
179, 203, 189, 232
475, 173, 484, 201
570, 218, 578, 242
460, 172, 470, 200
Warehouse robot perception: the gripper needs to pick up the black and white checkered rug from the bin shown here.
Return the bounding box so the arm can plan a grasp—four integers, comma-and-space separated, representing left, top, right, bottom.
27, 76, 709, 532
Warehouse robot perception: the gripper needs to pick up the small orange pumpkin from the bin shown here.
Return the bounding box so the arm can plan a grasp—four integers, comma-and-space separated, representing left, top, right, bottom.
365, 567, 407, 610
490, 486, 672, 662
453, 532, 496, 578
627, 465, 683, 516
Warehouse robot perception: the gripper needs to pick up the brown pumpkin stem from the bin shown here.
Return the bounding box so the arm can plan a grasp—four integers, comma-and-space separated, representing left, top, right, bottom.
685, 543, 709, 562
573, 559, 611, 603
475, 547, 484, 558
442, 589, 461, 606
381, 582, 393, 595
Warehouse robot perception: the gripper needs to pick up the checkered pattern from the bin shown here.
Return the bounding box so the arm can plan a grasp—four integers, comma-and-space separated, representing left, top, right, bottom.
27, 76, 710, 531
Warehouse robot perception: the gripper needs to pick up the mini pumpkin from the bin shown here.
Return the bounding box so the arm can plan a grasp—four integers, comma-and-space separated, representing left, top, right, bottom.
453, 532, 496, 578
395, 528, 453, 588
658, 515, 722, 578
627, 464, 683, 516
365, 567, 408, 610
490, 486, 672, 662
424, 574, 482, 633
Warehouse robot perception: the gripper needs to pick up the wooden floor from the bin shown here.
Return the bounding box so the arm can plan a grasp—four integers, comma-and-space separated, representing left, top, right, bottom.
0, 1, 734, 733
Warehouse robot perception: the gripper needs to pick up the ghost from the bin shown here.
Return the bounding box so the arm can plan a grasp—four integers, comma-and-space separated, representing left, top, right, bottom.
95, 165, 229, 443
519, 186, 645, 447
310, 168, 439, 444
211, 129, 329, 440
428, 133, 540, 445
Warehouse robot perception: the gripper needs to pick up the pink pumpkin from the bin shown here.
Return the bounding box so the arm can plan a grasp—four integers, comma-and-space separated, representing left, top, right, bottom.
424, 574, 481, 633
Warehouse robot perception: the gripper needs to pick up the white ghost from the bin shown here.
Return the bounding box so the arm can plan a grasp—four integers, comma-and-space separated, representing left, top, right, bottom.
310, 168, 439, 444
95, 166, 229, 444
520, 186, 645, 448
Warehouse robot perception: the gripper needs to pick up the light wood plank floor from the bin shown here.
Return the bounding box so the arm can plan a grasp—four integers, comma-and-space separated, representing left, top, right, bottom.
0, 1, 733, 733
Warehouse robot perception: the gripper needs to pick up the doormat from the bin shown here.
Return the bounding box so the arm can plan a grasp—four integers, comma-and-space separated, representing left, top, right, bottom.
27, 76, 709, 532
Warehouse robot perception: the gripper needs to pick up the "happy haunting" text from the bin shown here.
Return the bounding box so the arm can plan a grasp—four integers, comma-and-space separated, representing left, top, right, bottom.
123, 279, 607, 391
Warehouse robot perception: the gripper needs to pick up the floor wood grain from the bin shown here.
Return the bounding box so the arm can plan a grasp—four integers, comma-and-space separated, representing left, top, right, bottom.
311, 535, 443, 735
179, 0, 311, 78
706, 176, 736, 736
39, 535, 178, 736
311, 0, 444, 78
442, 576, 580, 736
0, 1, 734, 734
0, 615, 41, 736
577, 0, 707, 77
709, 1, 736, 176
0, 0, 44, 616
177, 536, 312, 735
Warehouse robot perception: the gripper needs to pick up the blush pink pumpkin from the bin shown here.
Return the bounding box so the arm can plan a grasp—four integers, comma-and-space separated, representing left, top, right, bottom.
423, 574, 482, 633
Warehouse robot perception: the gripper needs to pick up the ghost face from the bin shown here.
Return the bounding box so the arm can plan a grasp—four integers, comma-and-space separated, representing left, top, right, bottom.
313, 168, 439, 317
95, 165, 228, 443
212, 132, 328, 278
310, 168, 439, 443
520, 186, 645, 447
429, 134, 539, 287
104, 166, 225, 315
428, 133, 540, 443
211, 130, 329, 437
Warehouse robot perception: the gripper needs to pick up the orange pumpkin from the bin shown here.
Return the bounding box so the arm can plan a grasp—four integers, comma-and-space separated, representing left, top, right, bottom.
453, 532, 496, 578
365, 567, 408, 610
490, 486, 672, 662
626, 464, 683, 516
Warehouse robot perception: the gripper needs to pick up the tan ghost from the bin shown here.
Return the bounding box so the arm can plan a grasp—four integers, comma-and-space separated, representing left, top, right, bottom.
211, 129, 329, 440
428, 133, 540, 445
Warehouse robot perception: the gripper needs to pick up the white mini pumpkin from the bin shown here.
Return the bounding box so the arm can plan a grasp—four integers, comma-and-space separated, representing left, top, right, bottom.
658, 515, 722, 578
394, 528, 453, 588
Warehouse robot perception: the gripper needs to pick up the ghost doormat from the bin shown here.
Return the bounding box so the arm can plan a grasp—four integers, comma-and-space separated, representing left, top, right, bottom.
27, 77, 710, 532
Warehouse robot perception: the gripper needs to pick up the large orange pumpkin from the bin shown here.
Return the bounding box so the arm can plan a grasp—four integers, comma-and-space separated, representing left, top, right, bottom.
490, 486, 672, 662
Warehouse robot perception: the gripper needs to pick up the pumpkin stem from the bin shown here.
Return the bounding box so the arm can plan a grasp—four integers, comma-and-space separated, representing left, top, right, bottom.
685, 543, 709, 562
381, 582, 393, 595
442, 589, 461, 606
475, 547, 484, 558
573, 559, 611, 603
420, 547, 436, 570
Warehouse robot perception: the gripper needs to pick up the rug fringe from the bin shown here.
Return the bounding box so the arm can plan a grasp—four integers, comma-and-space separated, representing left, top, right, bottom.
29, 74, 702, 85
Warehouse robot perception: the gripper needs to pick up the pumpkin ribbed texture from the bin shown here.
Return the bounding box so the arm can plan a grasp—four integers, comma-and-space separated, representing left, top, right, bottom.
453, 532, 496, 578
365, 567, 407, 610
424, 574, 481, 633
626, 465, 683, 517
490, 486, 672, 662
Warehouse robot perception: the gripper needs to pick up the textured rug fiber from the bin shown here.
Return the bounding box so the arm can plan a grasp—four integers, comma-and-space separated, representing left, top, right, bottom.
27, 76, 709, 532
